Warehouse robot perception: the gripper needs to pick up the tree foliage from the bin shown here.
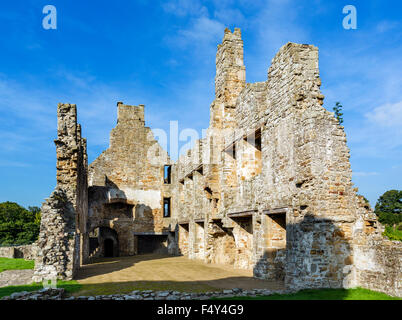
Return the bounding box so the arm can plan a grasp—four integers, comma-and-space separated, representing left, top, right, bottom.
333, 102, 344, 125
0, 202, 41, 245
374, 190, 402, 226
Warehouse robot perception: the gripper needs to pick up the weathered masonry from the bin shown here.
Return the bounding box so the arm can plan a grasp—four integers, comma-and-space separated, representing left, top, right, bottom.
34, 28, 401, 297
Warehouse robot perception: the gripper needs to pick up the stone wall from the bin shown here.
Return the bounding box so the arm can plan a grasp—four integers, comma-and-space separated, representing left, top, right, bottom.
33, 103, 88, 282
0, 245, 36, 260
87, 102, 174, 258
353, 236, 402, 297
167, 28, 401, 296
350, 207, 402, 297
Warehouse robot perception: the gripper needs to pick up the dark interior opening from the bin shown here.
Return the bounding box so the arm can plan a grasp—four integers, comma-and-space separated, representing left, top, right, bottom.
271, 213, 286, 230
137, 235, 168, 254
245, 128, 262, 151
163, 197, 171, 217
103, 202, 133, 219
225, 144, 236, 159
104, 238, 114, 257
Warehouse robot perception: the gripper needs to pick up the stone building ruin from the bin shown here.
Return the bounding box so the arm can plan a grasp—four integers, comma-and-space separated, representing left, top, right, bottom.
33, 28, 401, 297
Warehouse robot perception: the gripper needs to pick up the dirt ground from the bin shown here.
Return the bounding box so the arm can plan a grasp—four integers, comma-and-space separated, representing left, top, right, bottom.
74, 254, 284, 295
0, 269, 34, 288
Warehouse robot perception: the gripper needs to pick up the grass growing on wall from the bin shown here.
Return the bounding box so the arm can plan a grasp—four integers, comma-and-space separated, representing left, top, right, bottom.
0, 257, 34, 273
215, 288, 400, 300
383, 226, 402, 242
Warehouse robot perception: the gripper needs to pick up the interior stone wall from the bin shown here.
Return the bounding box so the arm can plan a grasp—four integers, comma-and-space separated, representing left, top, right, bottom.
86, 103, 174, 259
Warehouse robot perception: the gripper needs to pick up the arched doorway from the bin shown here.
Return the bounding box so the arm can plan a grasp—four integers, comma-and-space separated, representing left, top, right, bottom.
104, 238, 114, 257
88, 226, 120, 259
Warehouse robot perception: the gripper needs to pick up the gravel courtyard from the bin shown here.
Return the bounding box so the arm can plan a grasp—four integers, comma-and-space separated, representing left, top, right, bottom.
74, 254, 284, 295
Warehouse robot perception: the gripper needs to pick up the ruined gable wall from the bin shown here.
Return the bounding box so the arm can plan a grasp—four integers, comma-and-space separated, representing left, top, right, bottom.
216, 41, 385, 291
33, 103, 88, 282
245, 43, 360, 288
244, 43, 402, 296
169, 29, 401, 296
278, 44, 359, 289
87, 102, 173, 256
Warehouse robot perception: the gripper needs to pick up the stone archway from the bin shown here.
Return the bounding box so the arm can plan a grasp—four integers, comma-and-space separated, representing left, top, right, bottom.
88, 226, 120, 258
104, 238, 114, 257
100, 227, 119, 257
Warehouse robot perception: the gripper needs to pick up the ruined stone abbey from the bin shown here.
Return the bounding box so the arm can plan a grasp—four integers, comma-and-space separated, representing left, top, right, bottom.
32, 28, 401, 297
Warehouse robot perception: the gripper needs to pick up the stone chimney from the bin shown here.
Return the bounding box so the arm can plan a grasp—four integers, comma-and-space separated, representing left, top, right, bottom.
211, 27, 246, 129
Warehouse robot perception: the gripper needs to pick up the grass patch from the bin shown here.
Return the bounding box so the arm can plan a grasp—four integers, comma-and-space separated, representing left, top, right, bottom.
0, 257, 34, 273
383, 226, 402, 242
0, 280, 82, 298
215, 287, 400, 300
72, 281, 216, 296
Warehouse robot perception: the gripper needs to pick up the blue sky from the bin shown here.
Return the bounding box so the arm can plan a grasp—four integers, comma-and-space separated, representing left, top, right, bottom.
0, 0, 401, 208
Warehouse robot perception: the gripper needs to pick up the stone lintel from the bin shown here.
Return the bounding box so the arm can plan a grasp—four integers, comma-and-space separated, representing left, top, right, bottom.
195, 164, 203, 175
133, 232, 169, 236
223, 139, 239, 153
243, 127, 262, 141
227, 209, 257, 218
211, 217, 222, 221
263, 207, 289, 215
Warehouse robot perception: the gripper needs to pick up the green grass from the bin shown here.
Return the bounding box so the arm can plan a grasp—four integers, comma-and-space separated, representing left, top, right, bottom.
383, 226, 402, 241
215, 288, 400, 300
0, 257, 34, 273
71, 281, 216, 297
1, 283, 399, 300
0, 280, 82, 298
0, 258, 82, 298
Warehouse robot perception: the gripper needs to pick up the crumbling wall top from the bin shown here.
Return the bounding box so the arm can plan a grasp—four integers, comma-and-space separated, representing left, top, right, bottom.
117, 102, 145, 124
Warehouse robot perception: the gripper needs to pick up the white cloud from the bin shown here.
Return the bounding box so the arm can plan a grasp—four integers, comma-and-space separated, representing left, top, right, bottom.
177, 16, 225, 46
0, 160, 31, 167
213, 7, 246, 26
162, 0, 207, 17
376, 20, 400, 33
365, 101, 402, 128
244, 0, 310, 82
353, 171, 379, 177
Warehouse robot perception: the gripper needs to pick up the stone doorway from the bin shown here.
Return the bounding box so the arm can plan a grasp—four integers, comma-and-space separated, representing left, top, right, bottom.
88, 226, 120, 258
263, 210, 287, 280
104, 238, 114, 257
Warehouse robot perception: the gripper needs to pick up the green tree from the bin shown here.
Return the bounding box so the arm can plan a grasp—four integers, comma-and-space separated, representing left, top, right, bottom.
333, 102, 344, 125
0, 202, 41, 245
374, 190, 402, 226
28, 206, 41, 225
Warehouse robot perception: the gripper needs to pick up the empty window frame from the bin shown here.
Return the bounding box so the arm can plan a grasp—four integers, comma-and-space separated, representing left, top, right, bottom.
224, 143, 236, 159
244, 128, 261, 151
164, 165, 172, 184
163, 197, 171, 217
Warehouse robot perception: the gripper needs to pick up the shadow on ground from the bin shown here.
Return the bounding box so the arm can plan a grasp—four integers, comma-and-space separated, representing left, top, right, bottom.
71, 278, 284, 296
74, 253, 284, 295
75, 254, 165, 279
